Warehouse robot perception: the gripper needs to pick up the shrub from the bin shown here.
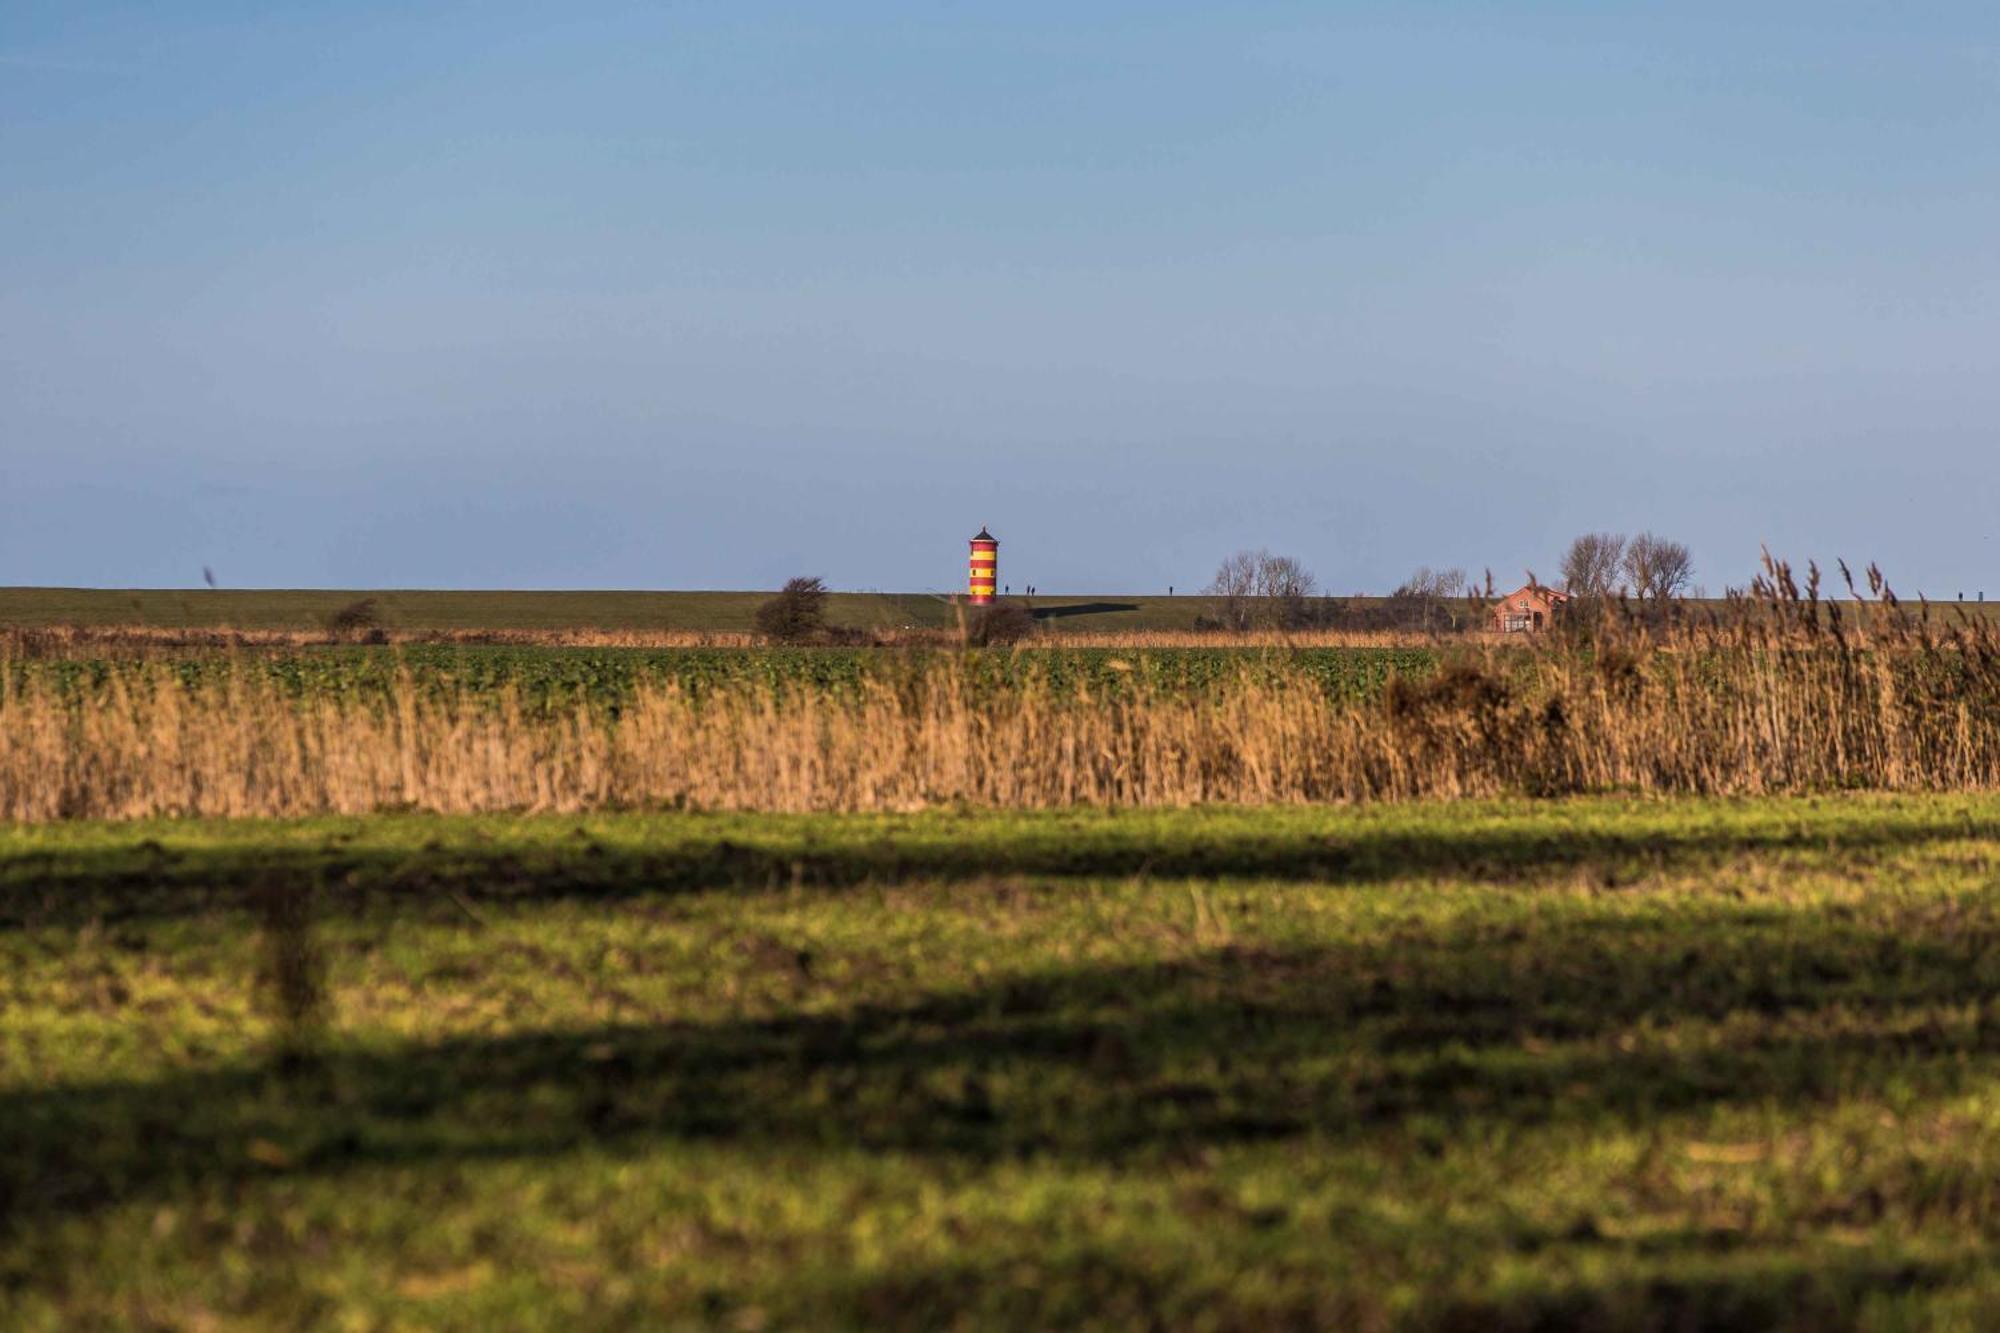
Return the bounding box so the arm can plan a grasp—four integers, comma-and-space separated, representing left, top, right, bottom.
326, 599, 380, 637
968, 602, 1036, 647
754, 577, 830, 644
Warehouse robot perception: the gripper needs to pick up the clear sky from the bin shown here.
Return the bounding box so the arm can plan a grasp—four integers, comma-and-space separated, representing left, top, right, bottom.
4, 3, 1997, 596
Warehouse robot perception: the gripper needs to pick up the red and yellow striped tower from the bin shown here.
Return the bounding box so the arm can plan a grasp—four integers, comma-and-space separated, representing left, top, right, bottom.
967, 527, 998, 605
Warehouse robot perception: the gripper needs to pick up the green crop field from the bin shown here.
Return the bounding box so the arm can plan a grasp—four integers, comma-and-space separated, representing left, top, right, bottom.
5, 794, 1997, 1330
11, 644, 1442, 713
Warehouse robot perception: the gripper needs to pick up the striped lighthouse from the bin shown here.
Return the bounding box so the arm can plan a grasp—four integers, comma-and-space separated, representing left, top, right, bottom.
967, 527, 998, 605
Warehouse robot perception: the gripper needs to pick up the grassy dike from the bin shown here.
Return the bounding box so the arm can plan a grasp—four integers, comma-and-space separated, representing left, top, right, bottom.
4, 794, 1998, 1329
0, 587, 1208, 633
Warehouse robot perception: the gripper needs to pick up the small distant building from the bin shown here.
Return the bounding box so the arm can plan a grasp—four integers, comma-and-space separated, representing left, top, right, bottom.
1493, 583, 1569, 633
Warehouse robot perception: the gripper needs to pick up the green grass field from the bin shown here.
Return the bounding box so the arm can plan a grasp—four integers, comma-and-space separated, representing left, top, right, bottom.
8, 585, 1994, 635
0, 586, 1218, 632
5, 795, 1997, 1329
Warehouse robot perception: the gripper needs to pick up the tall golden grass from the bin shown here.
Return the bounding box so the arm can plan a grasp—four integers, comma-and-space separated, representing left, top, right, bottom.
7, 562, 2000, 822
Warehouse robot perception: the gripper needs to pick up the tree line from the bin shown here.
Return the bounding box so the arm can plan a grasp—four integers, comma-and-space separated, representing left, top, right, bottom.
747, 529, 1699, 642
1199, 531, 1695, 632
1557, 531, 1693, 607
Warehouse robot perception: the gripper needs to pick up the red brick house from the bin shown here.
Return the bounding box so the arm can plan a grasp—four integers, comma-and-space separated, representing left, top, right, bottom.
1493, 583, 1569, 633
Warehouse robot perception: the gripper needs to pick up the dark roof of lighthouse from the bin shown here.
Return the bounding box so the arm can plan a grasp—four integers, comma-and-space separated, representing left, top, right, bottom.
972, 527, 997, 542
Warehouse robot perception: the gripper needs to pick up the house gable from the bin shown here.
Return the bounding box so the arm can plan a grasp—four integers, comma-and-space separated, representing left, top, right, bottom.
1493, 583, 1568, 633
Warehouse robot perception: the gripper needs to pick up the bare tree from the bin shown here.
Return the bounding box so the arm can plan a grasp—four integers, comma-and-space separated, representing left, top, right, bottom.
1394, 566, 1465, 600
1391, 566, 1466, 632
1623, 533, 1693, 604
1205, 550, 1319, 629
1255, 552, 1318, 629
1255, 554, 1314, 600
1206, 550, 1261, 630
1560, 533, 1627, 600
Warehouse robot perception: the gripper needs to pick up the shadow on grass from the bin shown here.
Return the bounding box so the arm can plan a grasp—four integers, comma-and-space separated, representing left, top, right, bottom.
841, 1247, 1976, 1333
7, 905, 1995, 1229
1027, 601, 1142, 621
5, 802, 1996, 929
8, 866, 1997, 1328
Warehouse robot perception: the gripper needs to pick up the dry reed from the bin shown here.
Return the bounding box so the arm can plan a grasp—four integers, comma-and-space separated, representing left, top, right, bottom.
6, 561, 2000, 822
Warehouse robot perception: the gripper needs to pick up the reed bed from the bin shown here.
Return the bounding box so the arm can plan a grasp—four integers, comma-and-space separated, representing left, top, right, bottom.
5, 563, 2000, 821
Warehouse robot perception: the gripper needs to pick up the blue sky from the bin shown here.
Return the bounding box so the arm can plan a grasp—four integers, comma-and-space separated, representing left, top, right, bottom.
4, 3, 1998, 595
